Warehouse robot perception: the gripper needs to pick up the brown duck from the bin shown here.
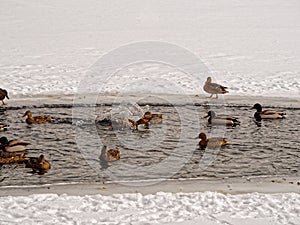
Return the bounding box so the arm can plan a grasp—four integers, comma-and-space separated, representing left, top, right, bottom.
99, 145, 121, 162
203, 77, 228, 98
25, 155, 51, 173
128, 111, 163, 130
23, 110, 53, 124
0, 88, 9, 105
198, 132, 229, 150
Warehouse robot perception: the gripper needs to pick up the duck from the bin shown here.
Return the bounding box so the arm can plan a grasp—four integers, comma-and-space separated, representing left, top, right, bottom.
25, 155, 51, 173
22, 110, 53, 124
149, 113, 163, 124
204, 111, 240, 126
128, 111, 162, 130
99, 145, 121, 162
0, 88, 9, 105
251, 103, 286, 120
198, 132, 229, 150
0, 153, 27, 165
203, 77, 228, 98
0, 123, 9, 131
0, 136, 31, 153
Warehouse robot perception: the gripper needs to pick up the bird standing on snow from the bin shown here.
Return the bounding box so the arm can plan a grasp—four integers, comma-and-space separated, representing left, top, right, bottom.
203, 77, 228, 99
0, 88, 9, 105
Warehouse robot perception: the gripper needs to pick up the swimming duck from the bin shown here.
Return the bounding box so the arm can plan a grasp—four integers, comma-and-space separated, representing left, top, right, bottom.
128, 111, 162, 130
22, 110, 53, 124
251, 103, 286, 120
25, 155, 51, 173
99, 145, 121, 162
0, 136, 31, 153
0, 123, 9, 131
198, 132, 229, 150
204, 111, 240, 126
0, 153, 27, 165
203, 77, 228, 98
0, 88, 9, 105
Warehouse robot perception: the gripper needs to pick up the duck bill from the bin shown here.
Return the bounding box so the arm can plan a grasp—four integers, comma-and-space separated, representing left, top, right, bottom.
203, 114, 209, 118
22, 112, 27, 117
6, 95, 9, 99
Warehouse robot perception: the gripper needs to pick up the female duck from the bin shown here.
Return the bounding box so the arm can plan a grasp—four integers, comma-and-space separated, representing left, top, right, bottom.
204, 111, 240, 126
0, 136, 31, 153
130, 111, 163, 129
99, 145, 121, 162
0, 88, 9, 105
198, 132, 229, 150
25, 155, 51, 173
203, 77, 228, 99
23, 110, 53, 124
251, 103, 286, 120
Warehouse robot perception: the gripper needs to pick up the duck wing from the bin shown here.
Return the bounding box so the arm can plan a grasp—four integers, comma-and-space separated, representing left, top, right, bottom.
7, 139, 31, 147
204, 82, 228, 94
33, 115, 52, 123
262, 109, 285, 116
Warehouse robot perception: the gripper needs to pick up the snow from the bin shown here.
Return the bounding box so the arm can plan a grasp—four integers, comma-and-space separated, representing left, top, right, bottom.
0, 192, 299, 224
0, 0, 299, 98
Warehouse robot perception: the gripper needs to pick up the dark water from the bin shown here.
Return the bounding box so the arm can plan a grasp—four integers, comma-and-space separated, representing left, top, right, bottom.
0, 101, 299, 186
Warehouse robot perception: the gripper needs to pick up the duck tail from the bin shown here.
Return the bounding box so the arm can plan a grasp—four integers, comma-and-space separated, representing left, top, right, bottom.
128, 119, 137, 129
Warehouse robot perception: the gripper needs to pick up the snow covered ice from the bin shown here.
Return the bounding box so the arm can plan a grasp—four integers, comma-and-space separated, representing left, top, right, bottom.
0, 192, 299, 225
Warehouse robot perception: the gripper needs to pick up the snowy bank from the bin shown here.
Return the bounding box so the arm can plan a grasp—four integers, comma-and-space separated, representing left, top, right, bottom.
0, 191, 299, 225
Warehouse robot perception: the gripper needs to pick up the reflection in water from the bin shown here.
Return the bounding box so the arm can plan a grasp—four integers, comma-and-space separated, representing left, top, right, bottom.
0, 104, 299, 186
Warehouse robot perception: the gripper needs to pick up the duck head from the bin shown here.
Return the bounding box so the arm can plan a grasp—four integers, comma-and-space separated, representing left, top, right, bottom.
23, 110, 32, 117
198, 132, 207, 141
251, 103, 262, 112
206, 77, 212, 83
0, 136, 8, 146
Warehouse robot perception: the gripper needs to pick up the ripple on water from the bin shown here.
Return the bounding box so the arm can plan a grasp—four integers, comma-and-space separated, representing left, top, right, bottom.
0, 104, 299, 186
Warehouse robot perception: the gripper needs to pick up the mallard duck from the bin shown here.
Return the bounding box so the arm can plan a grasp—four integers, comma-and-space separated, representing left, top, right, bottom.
128, 111, 162, 130
0, 136, 31, 153
0, 153, 27, 165
204, 111, 240, 126
99, 145, 121, 162
0, 123, 9, 131
22, 110, 53, 124
25, 155, 51, 173
198, 132, 229, 149
149, 113, 163, 123
203, 77, 228, 98
251, 103, 286, 120
0, 88, 9, 105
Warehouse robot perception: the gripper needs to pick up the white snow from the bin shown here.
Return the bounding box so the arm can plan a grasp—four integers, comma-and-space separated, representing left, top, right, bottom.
0, 192, 299, 225
0, 0, 299, 98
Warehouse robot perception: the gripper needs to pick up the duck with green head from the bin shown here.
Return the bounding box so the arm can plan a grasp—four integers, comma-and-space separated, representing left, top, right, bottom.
0, 136, 31, 153
251, 103, 286, 121
204, 111, 240, 126
0, 136, 30, 164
